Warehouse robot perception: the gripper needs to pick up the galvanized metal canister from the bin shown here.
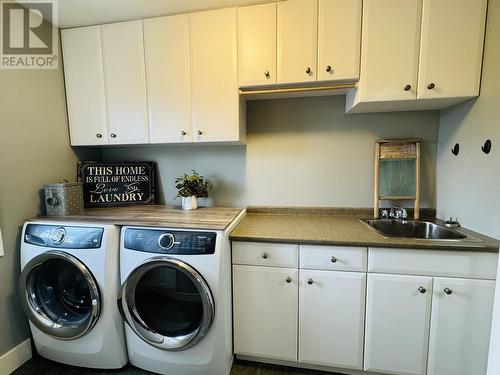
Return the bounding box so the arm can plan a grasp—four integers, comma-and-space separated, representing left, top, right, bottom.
44, 181, 84, 216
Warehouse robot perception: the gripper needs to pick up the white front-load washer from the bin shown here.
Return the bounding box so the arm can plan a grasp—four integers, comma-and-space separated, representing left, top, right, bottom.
118, 226, 233, 375
19, 221, 128, 369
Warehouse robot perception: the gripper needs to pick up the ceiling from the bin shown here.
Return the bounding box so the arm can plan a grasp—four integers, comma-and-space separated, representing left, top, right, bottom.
57, 0, 277, 29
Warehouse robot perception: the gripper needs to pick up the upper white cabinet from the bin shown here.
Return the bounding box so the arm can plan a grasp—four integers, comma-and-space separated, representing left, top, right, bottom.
144, 15, 192, 143
238, 3, 277, 87
364, 273, 433, 375
427, 277, 495, 375
347, 0, 488, 113
417, 0, 488, 100
101, 21, 149, 144
277, 0, 318, 85
61, 26, 108, 146
189, 8, 243, 143
233, 265, 298, 361
317, 0, 362, 82
299, 269, 366, 370
351, 0, 423, 105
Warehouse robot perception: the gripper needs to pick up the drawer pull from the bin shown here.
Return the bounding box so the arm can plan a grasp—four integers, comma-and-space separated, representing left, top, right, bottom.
444, 288, 453, 295
330, 256, 337, 263
307, 278, 314, 285
262, 252, 269, 259
285, 276, 292, 284
418, 286, 427, 294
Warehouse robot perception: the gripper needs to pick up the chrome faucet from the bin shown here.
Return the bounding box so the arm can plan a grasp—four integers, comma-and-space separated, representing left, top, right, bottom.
390, 206, 408, 220
381, 206, 408, 220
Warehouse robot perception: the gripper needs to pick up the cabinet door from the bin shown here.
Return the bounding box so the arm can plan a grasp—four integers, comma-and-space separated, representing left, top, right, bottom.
233, 265, 298, 362
189, 8, 240, 142
101, 21, 149, 144
317, 0, 362, 82
277, 0, 318, 84
61, 26, 108, 146
238, 3, 277, 87
357, 0, 423, 101
427, 277, 495, 375
299, 270, 366, 370
365, 273, 432, 375
144, 15, 192, 143
418, 0, 487, 99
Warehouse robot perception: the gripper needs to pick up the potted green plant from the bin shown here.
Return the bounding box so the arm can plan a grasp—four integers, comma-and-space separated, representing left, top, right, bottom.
175, 170, 211, 210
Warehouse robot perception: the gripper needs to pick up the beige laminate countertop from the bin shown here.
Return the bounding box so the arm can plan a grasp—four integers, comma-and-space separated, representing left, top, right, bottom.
36, 205, 245, 231
229, 212, 499, 252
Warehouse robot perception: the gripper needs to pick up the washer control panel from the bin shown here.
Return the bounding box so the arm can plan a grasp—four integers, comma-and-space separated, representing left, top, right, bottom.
124, 228, 217, 255
24, 224, 104, 249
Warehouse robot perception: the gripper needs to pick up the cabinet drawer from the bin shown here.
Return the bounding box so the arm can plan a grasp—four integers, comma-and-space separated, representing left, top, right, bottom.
368, 248, 498, 280
300, 245, 367, 271
232, 242, 298, 268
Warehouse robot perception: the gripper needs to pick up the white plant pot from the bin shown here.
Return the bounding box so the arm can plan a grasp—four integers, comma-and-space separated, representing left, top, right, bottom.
182, 196, 198, 210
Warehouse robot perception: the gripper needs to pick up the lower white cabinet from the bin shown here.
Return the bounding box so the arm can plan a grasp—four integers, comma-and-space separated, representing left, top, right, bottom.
233, 265, 298, 361
232, 243, 496, 375
364, 273, 433, 375
427, 277, 495, 375
299, 270, 365, 369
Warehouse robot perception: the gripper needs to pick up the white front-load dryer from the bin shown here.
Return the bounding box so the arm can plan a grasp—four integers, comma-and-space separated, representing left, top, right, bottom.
118, 226, 233, 375
19, 221, 128, 369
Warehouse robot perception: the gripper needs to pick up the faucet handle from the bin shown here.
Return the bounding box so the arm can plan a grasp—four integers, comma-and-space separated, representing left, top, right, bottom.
390, 206, 408, 220
381, 210, 389, 219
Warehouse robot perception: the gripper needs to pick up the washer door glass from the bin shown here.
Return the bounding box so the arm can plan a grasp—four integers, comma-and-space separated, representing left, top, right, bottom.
19, 251, 101, 340
120, 257, 214, 351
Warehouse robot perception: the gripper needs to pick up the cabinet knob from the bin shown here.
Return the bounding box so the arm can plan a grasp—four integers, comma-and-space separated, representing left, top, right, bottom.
330, 256, 337, 263
285, 276, 292, 284
427, 83, 436, 90
305, 67, 312, 74
197, 130, 203, 136
264, 70, 270, 78
110, 133, 117, 138
444, 288, 453, 295
181, 130, 187, 136
326, 65, 333, 73
262, 252, 268, 259
307, 278, 314, 285
96, 133, 102, 139
404, 84, 412, 91
418, 286, 427, 294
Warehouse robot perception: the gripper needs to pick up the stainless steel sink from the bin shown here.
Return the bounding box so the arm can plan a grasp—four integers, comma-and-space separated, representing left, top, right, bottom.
362, 219, 467, 240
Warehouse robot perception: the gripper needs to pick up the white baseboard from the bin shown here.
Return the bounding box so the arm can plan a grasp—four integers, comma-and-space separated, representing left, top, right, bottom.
0, 339, 32, 374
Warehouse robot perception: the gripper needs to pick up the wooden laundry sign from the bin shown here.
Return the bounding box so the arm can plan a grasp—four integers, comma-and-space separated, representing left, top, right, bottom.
77, 161, 156, 207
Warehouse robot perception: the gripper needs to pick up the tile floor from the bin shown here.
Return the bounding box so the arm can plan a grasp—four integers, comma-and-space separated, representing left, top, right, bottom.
12, 355, 339, 375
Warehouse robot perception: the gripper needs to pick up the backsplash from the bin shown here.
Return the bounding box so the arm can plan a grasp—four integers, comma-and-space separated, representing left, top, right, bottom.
103, 96, 439, 209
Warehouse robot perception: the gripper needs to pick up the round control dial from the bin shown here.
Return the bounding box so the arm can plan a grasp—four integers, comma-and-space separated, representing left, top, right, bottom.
50, 228, 66, 244
158, 233, 175, 250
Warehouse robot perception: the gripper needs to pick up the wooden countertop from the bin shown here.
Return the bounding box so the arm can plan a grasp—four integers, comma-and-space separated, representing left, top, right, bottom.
37, 205, 245, 231
229, 211, 499, 252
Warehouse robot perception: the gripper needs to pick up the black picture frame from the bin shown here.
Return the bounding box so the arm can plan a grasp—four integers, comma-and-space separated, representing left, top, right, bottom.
77, 161, 156, 207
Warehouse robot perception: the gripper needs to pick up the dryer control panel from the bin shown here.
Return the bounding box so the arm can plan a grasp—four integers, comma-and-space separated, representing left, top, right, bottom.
124, 228, 217, 255
24, 224, 104, 249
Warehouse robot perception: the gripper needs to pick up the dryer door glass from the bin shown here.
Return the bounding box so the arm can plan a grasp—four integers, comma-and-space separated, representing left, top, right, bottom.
120, 257, 215, 351
19, 251, 101, 340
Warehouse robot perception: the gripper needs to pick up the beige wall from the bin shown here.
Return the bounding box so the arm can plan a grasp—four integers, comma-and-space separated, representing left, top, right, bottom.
104, 95, 440, 209
436, 0, 500, 240
0, 65, 81, 354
